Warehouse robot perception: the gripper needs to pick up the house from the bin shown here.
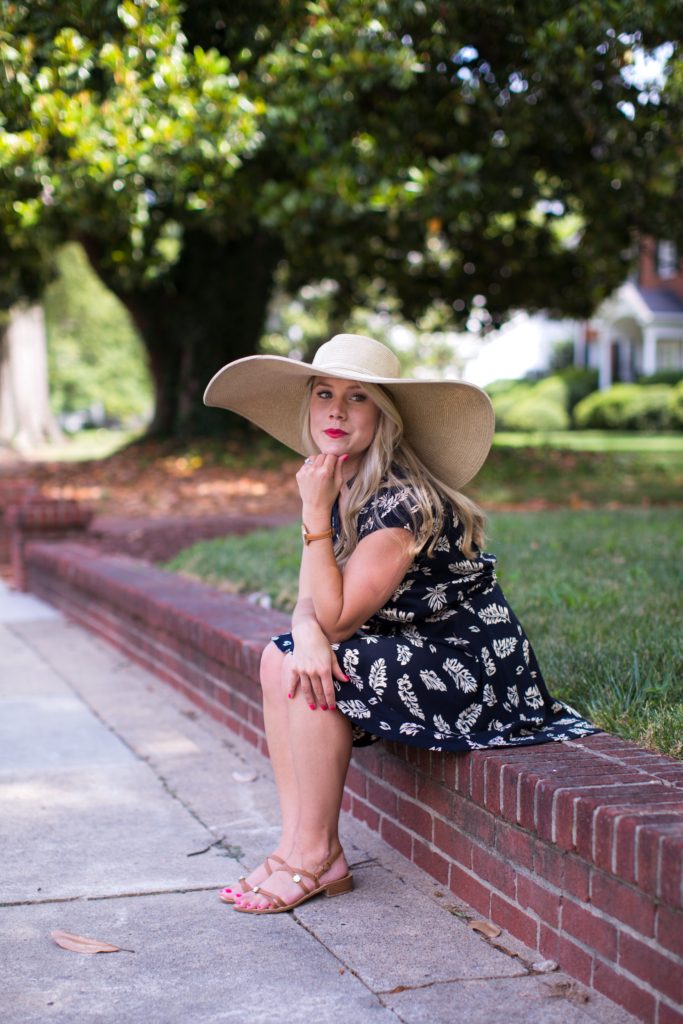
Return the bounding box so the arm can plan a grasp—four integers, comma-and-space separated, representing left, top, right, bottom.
576, 238, 683, 388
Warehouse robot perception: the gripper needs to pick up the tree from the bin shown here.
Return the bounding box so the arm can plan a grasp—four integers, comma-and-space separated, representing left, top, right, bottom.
1, 0, 682, 435
0, 304, 61, 448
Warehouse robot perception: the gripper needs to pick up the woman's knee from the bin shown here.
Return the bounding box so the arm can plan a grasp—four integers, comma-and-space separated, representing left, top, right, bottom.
260, 641, 286, 696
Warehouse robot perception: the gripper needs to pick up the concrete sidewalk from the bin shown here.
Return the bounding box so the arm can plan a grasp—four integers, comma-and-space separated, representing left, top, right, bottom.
0, 580, 635, 1024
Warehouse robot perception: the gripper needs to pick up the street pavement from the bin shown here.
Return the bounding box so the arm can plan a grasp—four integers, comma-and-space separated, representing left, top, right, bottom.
0, 579, 636, 1024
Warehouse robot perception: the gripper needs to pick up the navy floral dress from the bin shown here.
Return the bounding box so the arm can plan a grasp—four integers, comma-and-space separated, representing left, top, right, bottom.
273, 480, 598, 751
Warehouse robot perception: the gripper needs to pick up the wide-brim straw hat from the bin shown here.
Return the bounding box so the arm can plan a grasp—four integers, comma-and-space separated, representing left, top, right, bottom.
204, 333, 495, 490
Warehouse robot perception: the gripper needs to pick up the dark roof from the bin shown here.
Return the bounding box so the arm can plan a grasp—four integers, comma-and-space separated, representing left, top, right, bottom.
637, 286, 683, 315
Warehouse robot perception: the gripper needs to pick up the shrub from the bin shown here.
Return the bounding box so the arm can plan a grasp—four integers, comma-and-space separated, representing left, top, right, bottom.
639, 369, 683, 387
490, 384, 535, 429
534, 375, 570, 407
574, 383, 673, 430
669, 380, 683, 429
554, 367, 599, 409
503, 395, 570, 431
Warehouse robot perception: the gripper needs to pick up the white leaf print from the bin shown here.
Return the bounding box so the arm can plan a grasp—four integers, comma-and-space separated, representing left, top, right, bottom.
482, 683, 497, 707
337, 699, 371, 719
426, 609, 457, 622
399, 721, 425, 736
478, 603, 511, 625
380, 721, 391, 730
429, 644, 437, 653
516, 665, 525, 675
397, 674, 425, 720
523, 638, 530, 664
456, 703, 482, 734
433, 713, 454, 736
424, 583, 449, 611
481, 647, 496, 676
489, 719, 505, 732
343, 648, 363, 689
419, 669, 447, 691
379, 608, 415, 623
360, 634, 379, 644
434, 535, 451, 552
493, 637, 518, 659
442, 657, 478, 693
401, 626, 424, 648
507, 686, 520, 707
396, 644, 413, 666
525, 685, 544, 709
468, 626, 481, 633
391, 578, 415, 601
445, 634, 470, 649
369, 658, 387, 696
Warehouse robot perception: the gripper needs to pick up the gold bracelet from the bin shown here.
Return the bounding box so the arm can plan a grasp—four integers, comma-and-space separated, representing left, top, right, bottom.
301, 523, 334, 546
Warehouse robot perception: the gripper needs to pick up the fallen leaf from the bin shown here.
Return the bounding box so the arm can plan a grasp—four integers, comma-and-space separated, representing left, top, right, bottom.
231, 770, 258, 783
543, 979, 589, 1004
51, 930, 131, 954
490, 941, 520, 958
387, 985, 410, 994
468, 919, 502, 939
532, 959, 559, 973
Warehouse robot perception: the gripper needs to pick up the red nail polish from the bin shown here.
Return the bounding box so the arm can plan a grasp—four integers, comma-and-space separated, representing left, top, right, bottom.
343, 675, 350, 681
287, 693, 292, 699
321, 705, 328, 711
309, 704, 316, 710
330, 705, 336, 711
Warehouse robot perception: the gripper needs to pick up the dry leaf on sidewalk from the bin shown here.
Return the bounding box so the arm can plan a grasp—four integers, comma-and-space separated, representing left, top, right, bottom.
468, 920, 502, 939
51, 930, 132, 954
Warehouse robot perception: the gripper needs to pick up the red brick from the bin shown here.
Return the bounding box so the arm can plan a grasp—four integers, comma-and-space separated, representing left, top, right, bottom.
659, 1000, 683, 1024
341, 791, 351, 812
367, 778, 398, 818
449, 863, 491, 917
417, 775, 452, 819
500, 763, 521, 823
619, 932, 683, 1005
656, 904, 683, 960
433, 818, 474, 870
483, 758, 503, 814
563, 855, 590, 902
592, 959, 656, 1023
430, 750, 447, 783
350, 796, 380, 833
494, 822, 535, 871
382, 755, 417, 797
660, 831, 683, 907
453, 754, 472, 796
380, 816, 413, 861
490, 892, 538, 948
590, 870, 655, 936
471, 844, 516, 898
344, 764, 367, 800
413, 837, 450, 886
562, 898, 617, 960
554, 933, 593, 986
451, 797, 495, 846
637, 820, 683, 899
534, 777, 561, 843
533, 842, 565, 889
397, 795, 433, 841
516, 872, 560, 928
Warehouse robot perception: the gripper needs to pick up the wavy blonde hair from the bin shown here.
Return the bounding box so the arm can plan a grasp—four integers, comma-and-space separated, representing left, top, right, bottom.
301, 378, 486, 566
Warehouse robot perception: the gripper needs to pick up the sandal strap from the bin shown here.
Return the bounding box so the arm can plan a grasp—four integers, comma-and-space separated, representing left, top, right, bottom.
282, 845, 345, 891
250, 885, 286, 910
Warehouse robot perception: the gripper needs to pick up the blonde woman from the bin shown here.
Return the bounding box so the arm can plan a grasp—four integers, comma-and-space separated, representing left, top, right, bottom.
204, 334, 597, 915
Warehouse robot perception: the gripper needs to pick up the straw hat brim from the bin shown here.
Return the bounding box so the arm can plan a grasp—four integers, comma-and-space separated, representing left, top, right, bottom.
204, 355, 495, 491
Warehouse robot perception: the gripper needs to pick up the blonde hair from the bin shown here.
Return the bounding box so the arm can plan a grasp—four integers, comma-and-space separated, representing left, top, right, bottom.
301, 379, 486, 566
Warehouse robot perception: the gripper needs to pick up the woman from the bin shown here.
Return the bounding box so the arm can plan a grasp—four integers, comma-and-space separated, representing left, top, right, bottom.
203, 333, 597, 916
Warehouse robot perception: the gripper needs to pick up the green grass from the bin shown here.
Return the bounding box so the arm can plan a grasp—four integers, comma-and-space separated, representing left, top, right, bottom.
24, 428, 146, 463
165, 508, 683, 759
493, 430, 683, 452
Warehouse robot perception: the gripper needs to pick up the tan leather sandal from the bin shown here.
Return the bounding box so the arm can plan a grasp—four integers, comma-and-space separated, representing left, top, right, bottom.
233, 848, 353, 915
218, 853, 285, 905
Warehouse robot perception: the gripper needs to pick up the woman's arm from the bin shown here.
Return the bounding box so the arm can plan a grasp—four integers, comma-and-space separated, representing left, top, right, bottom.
297, 454, 415, 644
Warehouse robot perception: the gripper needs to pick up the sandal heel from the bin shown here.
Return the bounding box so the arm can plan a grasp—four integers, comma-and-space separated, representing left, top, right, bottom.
324, 874, 354, 897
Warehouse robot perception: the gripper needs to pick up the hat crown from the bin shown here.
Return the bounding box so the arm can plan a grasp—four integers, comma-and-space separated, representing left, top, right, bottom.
311, 334, 400, 380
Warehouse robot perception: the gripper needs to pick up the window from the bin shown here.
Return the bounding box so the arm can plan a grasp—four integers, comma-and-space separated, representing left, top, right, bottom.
656, 240, 679, 279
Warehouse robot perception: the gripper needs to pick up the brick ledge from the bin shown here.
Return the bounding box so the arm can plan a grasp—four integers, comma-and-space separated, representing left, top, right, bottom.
22, 540, 683, 1024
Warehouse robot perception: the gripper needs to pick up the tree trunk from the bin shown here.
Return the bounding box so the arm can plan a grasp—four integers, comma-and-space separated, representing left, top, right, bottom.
0, 304, 62, 450
114, 229, 282, 437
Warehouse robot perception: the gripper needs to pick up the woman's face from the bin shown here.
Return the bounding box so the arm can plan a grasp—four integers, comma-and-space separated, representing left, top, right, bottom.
309, 377, 381, 464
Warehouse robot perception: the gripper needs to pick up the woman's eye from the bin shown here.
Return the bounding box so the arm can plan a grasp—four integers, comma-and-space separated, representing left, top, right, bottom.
350, 393, 366, 401
315, 390, 332, 399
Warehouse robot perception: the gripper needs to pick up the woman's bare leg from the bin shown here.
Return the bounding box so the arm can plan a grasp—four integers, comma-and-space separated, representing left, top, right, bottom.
240, 692, 353, 910
221, 643, 298, 895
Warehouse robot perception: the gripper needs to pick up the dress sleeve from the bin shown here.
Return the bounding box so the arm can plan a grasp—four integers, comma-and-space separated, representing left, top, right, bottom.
356, 484, 422, 540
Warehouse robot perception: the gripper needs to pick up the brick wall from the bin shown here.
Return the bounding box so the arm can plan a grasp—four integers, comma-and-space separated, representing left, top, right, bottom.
24, 541, 683, 1024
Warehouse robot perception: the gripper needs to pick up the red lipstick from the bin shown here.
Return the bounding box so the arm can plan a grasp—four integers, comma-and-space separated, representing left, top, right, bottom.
324, 429, 348, 438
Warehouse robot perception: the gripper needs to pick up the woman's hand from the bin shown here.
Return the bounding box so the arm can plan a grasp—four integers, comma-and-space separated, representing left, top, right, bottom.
296, 453, 347, 527
284, 622, 348, 710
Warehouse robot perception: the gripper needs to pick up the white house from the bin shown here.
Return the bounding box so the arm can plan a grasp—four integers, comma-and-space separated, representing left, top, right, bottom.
577, 238, 683, 388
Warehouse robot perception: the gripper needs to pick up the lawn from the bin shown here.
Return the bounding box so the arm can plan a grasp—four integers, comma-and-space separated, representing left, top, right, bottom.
166, 507, 683, 759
